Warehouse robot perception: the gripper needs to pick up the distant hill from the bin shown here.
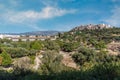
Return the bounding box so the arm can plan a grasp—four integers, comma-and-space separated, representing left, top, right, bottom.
21, 31, 62, 36
0, 31, 63, 36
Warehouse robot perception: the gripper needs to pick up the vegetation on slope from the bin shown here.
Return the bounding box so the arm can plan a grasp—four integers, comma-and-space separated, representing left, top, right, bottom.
0, 26, 120, 80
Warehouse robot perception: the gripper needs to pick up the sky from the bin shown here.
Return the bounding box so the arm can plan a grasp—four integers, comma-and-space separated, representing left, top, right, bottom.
0, 0, 120, 33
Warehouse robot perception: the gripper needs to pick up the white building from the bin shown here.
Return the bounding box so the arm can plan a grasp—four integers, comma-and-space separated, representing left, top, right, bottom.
0, 34, 4, 39
0, 34, 57, 41
0, 34, 20, 39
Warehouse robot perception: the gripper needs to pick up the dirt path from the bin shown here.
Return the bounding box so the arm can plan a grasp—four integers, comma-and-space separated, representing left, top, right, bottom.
60, 51, 79, 69
33, 55, 42, 70
33, 51, 79, 70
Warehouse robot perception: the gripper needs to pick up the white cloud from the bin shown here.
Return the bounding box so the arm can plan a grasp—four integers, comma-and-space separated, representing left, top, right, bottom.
0, 0, 77, 30
9, 0, 20, 6
104, 6, 120, 27
0, 0, 20, 9
40, 0, 57, 7
111, 0, 120, 2
2, 6, 77, 23
19, 23, 43, 30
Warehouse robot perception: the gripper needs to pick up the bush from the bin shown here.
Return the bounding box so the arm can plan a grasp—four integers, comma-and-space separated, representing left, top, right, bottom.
62, 42, 74, 52
40, 50, 63, 74
13, 57, 31, 76
72, 47, 96, 65
72, 53, 86, 65
30, 41, 43, 50
72, 46, 120, 66
88, 62, 120, 80
0, 51, 12, 66
3, 47, 29, 58
44, 40, 60, 52
95, 41, 106, 50
0, 47, 3, 53
96, 51, 120, 63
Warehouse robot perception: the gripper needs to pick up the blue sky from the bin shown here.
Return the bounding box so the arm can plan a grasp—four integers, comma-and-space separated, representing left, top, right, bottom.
0, 0, 120, 33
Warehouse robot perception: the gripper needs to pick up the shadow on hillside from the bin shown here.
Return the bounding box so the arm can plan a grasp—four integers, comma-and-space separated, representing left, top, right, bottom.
0, 63, 120, 80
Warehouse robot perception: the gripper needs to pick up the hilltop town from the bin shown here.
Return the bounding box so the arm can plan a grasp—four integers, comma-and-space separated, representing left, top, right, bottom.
71, 24, 112, 31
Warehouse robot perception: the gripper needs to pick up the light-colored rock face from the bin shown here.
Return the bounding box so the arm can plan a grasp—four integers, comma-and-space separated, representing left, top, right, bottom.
107, 42, 120, 55
13, 57, 31, 70
33, 55, 42, 70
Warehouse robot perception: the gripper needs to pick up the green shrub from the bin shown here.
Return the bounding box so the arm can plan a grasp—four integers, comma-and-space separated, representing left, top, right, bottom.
3, 47, 29, 58
62, 42, 74, 52
0, 47, 3, 53
30, 41, 43, 50
88, 62, 120, 80
44, 40, 60, 52
72, 47, 96, 65
40, 50, 63, 74
29, 55, 35, 64
0, 51, 12, 66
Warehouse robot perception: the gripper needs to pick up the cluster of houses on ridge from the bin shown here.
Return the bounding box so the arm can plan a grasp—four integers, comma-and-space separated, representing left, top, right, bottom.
0, 34, 57, 41
71, 24, 112, 31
